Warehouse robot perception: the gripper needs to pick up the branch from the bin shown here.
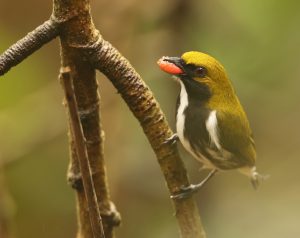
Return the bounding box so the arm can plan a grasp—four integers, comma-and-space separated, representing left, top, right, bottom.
87, 35, 207, 238
53, 1, 121, 237
0, 0, 206, 236
60, 67, 105, 238
0, 19, 59, 76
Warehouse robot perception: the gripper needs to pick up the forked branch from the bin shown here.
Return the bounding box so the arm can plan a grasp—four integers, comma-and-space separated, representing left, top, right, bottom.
0, 1, 207, 237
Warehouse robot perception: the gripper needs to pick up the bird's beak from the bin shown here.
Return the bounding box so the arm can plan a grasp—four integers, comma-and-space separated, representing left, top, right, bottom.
157, 56, 184, 75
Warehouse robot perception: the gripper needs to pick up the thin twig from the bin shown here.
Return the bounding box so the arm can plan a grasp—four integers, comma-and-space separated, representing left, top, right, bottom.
86, 35, 207, 238
0, 19, 59, 76
60, 67, 105, 238
53, 0, 121, 237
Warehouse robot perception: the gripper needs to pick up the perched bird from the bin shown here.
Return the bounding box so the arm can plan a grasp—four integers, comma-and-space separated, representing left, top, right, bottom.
157, 51, 262, 198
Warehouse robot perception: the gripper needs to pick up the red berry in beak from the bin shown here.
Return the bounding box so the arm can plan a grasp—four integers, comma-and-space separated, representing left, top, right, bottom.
157, 57, 183, 75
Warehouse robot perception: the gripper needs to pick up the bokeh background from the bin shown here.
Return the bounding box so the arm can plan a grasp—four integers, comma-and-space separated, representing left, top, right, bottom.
0, 0, 300, 237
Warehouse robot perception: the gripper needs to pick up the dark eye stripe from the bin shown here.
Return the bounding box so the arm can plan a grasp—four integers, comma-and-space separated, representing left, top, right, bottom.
183, 63, 208, 78
194, 66, 207, 78
184, 64, 196, 72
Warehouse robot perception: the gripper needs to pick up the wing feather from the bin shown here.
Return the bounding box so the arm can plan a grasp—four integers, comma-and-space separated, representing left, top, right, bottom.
216, 110, 256, 167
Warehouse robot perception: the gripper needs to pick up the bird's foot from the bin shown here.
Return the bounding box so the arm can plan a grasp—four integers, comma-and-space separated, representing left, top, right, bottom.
163, 133, 179, 145
171, 169, 218, 200
251, 172, 270, 190
171, 184, 201, 200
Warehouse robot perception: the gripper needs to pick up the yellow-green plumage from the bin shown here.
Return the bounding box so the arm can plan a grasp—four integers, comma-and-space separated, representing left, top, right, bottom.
182, 51, 238, 109
159, 51, 261, 189
181, 51, 256, 168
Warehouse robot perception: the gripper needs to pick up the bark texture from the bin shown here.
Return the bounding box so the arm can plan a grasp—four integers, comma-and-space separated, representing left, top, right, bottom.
0, 19, 59, 76
53, 1, 120, 238
60, 67, 105, 238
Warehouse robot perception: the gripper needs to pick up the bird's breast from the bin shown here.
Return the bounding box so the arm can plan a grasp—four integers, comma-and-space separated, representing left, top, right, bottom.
176, 81, 215, 169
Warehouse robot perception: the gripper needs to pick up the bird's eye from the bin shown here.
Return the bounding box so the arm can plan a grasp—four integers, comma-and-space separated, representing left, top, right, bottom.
194, 66, 207, 78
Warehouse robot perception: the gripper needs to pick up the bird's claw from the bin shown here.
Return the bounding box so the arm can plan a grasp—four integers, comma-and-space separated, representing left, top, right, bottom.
163, 134, 179, 145
171, 169, 218, 200
171, 184, 199, 200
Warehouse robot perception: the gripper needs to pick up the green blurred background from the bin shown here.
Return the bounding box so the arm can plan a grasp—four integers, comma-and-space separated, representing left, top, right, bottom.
0, 0, 299, 237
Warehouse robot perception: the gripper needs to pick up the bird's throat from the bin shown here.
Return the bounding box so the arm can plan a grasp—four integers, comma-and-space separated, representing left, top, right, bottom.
179, 75, 211, 103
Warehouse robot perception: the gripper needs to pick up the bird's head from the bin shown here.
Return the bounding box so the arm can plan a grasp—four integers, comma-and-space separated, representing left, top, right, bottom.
158, 51, 236, 105
158, 51, 230, 86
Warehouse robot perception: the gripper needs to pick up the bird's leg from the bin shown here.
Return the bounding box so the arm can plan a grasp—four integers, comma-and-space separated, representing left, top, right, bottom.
163, 133, 179, 145
171, 169, 218, 200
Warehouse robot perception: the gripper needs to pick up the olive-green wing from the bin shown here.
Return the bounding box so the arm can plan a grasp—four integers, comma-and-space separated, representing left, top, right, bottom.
217, 110, 256, 167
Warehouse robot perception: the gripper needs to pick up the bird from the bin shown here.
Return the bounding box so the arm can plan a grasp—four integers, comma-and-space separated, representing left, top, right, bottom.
157, 51, 262, 199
